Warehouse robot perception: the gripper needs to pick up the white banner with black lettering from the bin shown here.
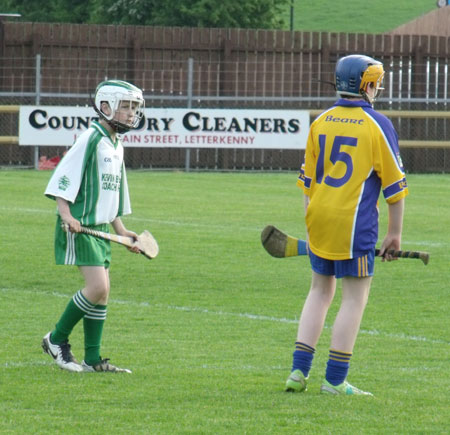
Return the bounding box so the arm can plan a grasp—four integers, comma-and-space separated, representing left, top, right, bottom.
19, 106, 309, 149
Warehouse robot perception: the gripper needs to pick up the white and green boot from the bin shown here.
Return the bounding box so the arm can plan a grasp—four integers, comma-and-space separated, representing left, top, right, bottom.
320, 379, 373, 396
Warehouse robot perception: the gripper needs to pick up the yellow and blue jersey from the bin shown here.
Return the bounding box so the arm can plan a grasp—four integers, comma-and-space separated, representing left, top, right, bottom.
297, 99, 408, 260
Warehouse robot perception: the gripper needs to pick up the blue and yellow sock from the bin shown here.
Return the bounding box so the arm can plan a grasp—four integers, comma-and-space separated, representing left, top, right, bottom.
292, 341, 315, 377
325, 349, 352, 386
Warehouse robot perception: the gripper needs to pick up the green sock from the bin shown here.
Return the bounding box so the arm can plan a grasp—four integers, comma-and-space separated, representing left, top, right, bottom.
83, 304, 107, 366
51, 290, 95, 344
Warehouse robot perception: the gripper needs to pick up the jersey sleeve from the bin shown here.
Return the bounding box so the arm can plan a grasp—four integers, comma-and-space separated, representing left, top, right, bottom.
117, 162, 132, 217
44, 130, 93, 203
367, 111, 409, 204
296, 162, 306, 190
296, 126, 315, 196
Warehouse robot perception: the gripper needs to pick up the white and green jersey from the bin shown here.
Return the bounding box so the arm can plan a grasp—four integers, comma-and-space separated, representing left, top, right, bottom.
45, 121, 131, 225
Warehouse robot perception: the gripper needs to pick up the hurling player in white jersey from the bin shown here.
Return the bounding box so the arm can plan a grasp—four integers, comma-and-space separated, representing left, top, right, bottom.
42, 80, 145, 373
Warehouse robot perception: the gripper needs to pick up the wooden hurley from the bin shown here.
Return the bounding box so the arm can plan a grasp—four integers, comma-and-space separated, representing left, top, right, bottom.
62, 223, 159, 260
261, 225, 429, 265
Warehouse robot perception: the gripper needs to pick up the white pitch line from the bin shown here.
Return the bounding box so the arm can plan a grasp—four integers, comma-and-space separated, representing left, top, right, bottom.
0, 206, 53, 215
0, 206, 253, 232
1, 287, 448, 346
151, 303, 449, 345
3, 361, 53, 369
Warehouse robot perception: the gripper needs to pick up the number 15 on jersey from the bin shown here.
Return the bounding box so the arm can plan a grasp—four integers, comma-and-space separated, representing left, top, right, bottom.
316, 135, 358, 188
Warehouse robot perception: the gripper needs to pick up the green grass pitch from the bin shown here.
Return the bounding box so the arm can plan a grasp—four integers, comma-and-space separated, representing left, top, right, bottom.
281, 0, 436, 34
0, 169, 448, 433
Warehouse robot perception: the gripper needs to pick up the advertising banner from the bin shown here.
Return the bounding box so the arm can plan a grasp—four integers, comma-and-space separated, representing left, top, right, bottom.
19, 106, 309, 149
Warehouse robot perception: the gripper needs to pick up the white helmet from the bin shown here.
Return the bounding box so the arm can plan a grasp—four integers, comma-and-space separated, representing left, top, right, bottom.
94, 80, 144, 133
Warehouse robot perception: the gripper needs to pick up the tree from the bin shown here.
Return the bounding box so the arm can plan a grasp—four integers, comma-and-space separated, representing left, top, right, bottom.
0, 0, 289, 29
0, 0, 90, 23
93, 0, 289, 29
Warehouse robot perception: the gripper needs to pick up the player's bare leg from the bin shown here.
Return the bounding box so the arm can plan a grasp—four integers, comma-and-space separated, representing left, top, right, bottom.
296, 272, 336, 346
286, 272, 336, 392
320, 276, 373, 395
79, 266, 110, 305
330, 276, 371, 351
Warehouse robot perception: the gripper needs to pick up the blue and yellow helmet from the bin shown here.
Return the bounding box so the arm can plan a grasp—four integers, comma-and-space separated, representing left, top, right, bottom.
335, 54, 385, 101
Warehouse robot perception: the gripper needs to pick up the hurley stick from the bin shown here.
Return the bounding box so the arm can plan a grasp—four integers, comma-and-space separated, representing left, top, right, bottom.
261, 225, 429, 265
62, 223, 159, 259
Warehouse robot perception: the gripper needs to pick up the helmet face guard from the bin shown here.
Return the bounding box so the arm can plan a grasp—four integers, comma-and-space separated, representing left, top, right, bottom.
94, 80, 144, 133
335, 55, 385, 103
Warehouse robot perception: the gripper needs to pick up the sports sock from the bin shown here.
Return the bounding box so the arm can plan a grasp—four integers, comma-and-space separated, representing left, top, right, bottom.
292, 341, 315, 377
325, 349, 352, 386
83, 304, 107, 366
51, 290, 95, 344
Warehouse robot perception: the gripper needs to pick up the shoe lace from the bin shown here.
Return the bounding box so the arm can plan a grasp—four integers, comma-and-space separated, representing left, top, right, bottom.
59, 341, 75, 362
98, 358, 127, 372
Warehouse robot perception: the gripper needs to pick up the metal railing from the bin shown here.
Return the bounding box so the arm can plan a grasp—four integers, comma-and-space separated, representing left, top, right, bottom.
1, 55, 450, 172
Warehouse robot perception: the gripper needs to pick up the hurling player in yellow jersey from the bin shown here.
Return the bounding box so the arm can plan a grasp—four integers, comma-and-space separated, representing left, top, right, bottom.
285, 55, 408, 395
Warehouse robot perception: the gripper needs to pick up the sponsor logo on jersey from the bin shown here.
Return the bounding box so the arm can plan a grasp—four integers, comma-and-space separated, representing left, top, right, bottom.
325, 115, 364, 125
398, 179, 407, 190
58, 175, 70, 191
101, 173, 121, 192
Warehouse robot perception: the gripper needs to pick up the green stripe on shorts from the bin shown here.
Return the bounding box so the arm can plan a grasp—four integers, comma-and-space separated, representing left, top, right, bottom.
54, 216, 111, 268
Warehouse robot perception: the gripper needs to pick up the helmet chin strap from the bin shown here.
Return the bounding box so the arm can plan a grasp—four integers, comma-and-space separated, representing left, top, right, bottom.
360, 90, 374, 105
360, 82, 380, 105
91, 100, 132, 134
106, 119, 132, 134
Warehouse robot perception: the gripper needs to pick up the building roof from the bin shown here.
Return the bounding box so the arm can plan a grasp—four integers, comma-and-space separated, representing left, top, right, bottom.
389, 5, 450, 37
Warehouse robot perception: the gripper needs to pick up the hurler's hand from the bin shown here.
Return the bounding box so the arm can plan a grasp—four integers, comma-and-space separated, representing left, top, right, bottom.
378, 233, 401, 262
62, 217, 81, 233
123, 230, 140, 254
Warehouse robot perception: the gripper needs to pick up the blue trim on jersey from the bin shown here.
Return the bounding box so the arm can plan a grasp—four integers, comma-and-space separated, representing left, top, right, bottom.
352, 169, 381, 256
383, 177, 408, 200
361, 105, 409, 200
362, 106, 401, 159
332, 99, 372, 110
298, 166, 305, 184
304, 176, 312, 189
